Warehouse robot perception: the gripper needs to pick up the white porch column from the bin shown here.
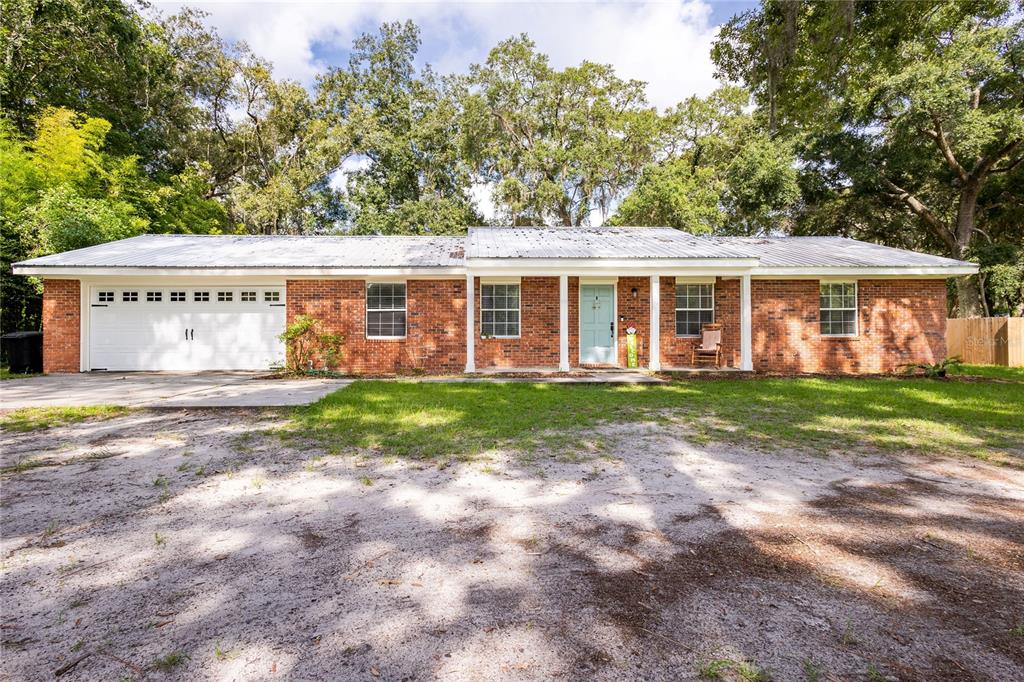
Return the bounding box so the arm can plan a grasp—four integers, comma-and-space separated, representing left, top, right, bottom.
558, 275, 570, 371
465, 273, 476, 373
740, 272, 753, 371
649, 275, 661, 371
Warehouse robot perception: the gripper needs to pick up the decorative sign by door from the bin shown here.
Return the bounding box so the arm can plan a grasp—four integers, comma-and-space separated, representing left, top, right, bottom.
626, 326, 638, 368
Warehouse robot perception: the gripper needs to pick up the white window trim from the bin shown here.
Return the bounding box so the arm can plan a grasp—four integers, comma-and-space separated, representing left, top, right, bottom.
674, 282, 715, 338
819, 280, 858, 337
480, 281, 521, 339
365, 281, 407, 340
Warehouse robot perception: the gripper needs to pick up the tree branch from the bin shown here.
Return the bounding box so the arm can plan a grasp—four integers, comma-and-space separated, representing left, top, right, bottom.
880, 176, 957, 251
970, 138, 1022, 180
989, 154, 1024, 175
924, 114, 968, 183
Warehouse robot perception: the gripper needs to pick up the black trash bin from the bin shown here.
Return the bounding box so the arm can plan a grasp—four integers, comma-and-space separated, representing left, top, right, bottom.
1, 331, 43, 374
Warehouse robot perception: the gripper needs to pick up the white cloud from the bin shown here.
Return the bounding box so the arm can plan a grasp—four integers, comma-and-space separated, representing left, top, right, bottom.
150, 1, 724, 109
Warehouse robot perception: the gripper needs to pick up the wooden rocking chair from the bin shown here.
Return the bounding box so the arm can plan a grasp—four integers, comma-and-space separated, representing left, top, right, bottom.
691, 323, 722, 368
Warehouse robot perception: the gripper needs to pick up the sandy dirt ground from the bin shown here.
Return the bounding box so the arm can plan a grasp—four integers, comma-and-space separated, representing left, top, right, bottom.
1, 409, 1022, 681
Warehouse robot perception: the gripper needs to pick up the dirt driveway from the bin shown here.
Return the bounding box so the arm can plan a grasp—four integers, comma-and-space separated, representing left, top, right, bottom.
1, 410, 1022, 681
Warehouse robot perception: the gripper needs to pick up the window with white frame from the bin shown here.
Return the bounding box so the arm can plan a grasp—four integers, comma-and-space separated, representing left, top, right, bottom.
264, 290, 280, 303
217, 291, 233, 302
241, 290, 257, 302
146, 291, 162, 302
193, 291, 210, 302
122, 291, 139, 302
675, 283, 714, 336
170, 291, 186, 302
480, 282, 520, 337
366, 283, 406, 337
98, 291, 114, 303
820, 282, 857, 336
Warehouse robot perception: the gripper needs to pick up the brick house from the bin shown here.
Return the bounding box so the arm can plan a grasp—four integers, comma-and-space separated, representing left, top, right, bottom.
12, 227, 976, 375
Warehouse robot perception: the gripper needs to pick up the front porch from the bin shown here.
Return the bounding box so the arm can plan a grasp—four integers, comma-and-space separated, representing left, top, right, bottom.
463, 271, 754, 374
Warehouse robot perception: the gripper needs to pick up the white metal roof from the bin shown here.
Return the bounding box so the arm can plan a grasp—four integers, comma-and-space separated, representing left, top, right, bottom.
465, 227, 753, 260
15, 234, 466, 269
705, 236, 972, 269
12, 228, 976, 275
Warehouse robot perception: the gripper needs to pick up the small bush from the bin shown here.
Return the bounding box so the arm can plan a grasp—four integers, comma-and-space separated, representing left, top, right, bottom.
279, 315, 344, 373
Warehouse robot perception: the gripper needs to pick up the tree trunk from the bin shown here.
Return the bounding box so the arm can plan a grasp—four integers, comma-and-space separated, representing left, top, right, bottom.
952, 183, 986, 318
955, 276, 985, 318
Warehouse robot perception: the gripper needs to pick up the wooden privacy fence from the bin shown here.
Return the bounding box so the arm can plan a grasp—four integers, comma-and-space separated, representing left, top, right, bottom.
946, 317, 1024, 367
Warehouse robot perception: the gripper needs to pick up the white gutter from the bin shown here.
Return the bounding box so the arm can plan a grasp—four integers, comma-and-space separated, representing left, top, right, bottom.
752, 265, 979, 277
11, 265, 467, 277
12, 262, 979, 279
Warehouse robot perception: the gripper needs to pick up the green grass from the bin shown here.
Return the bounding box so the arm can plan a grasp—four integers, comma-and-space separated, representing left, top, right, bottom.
0, 405, 130, 432
0, 365, 41, 381
952, 364, 1024, 382
287, 377, 1024, 465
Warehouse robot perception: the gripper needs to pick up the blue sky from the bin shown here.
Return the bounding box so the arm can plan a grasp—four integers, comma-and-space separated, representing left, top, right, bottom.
154, 1, 758, 110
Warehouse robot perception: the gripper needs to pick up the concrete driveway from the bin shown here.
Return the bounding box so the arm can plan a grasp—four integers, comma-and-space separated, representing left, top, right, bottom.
0, 372, 351, 408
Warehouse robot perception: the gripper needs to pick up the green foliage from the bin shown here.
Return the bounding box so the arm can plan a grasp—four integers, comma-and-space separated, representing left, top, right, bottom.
902, 356, 963, 379
0, 107, 226, 332
613, 87, 798, 234
713, 0, 1024, 315
279, 315, 344, 373
975, 243, 1024, 316
464, 34, 660, 226
29, 185, 145, 253
317, 22, 479, 234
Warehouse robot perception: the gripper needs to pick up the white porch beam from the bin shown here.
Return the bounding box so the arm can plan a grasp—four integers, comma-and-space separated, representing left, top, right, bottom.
649, 275, 660, 371
465, 273, 475, 373
558, 275, 569, 371
740, 272, 753, 371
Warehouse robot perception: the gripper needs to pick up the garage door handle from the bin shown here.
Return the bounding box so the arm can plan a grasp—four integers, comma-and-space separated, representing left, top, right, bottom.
190, 328, 194, 340
185, 328, 188, 340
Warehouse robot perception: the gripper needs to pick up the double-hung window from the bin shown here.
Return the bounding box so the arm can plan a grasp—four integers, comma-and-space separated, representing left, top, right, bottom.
481, 283, 520, 338
820, 282, 857, 336
675, 283, 714, 336
366, 283, 406, 338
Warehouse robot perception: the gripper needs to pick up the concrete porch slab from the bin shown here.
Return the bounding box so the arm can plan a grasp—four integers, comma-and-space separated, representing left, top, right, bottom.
0, 372, 352, 409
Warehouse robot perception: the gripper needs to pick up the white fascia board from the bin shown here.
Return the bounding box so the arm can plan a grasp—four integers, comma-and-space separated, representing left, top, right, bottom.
752, 265, 979, 278
12, 266, 466, 278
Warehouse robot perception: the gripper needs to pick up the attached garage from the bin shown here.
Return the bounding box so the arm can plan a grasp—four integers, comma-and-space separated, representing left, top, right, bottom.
87, 284, 286, 371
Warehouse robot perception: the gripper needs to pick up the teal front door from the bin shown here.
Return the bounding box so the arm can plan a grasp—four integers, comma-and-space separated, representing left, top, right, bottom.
580, 284, 615, 364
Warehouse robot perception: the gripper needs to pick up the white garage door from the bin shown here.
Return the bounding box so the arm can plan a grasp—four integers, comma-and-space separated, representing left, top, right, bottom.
89, 285, 286, 371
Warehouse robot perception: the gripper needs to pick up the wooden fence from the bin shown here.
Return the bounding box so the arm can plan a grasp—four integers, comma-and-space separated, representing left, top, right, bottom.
946, 317, 1024, 367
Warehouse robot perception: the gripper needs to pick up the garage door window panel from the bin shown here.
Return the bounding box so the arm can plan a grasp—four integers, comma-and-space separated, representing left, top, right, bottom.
170, 291, 186, 302
194, 291, 210, 303
122, 291, 138, 303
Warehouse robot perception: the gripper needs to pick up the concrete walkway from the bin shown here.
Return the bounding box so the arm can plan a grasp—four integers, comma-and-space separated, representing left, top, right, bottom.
0, 372, 352, 409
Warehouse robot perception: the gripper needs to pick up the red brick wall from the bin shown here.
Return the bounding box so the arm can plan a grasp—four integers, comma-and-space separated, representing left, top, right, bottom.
616, 277, 651, 367
475, 276, 560, 368
660, 277, 741, 368
42, 279, 80, 373
752, 279, 946, 373
285, 276, 946, 375
286, 279, 465, 374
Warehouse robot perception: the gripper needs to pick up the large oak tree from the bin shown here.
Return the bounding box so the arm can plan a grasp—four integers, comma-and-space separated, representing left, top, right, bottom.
714, 0, 1024, 315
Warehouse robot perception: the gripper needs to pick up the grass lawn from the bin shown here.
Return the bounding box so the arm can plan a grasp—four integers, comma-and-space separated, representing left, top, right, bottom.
0, 405, 130, 433
289, 377, 1024, 465
0, 365, 41, 381
952, 363, 1024, 382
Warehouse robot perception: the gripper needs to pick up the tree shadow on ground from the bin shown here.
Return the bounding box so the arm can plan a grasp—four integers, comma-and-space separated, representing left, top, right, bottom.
0, 399, 1022, 681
